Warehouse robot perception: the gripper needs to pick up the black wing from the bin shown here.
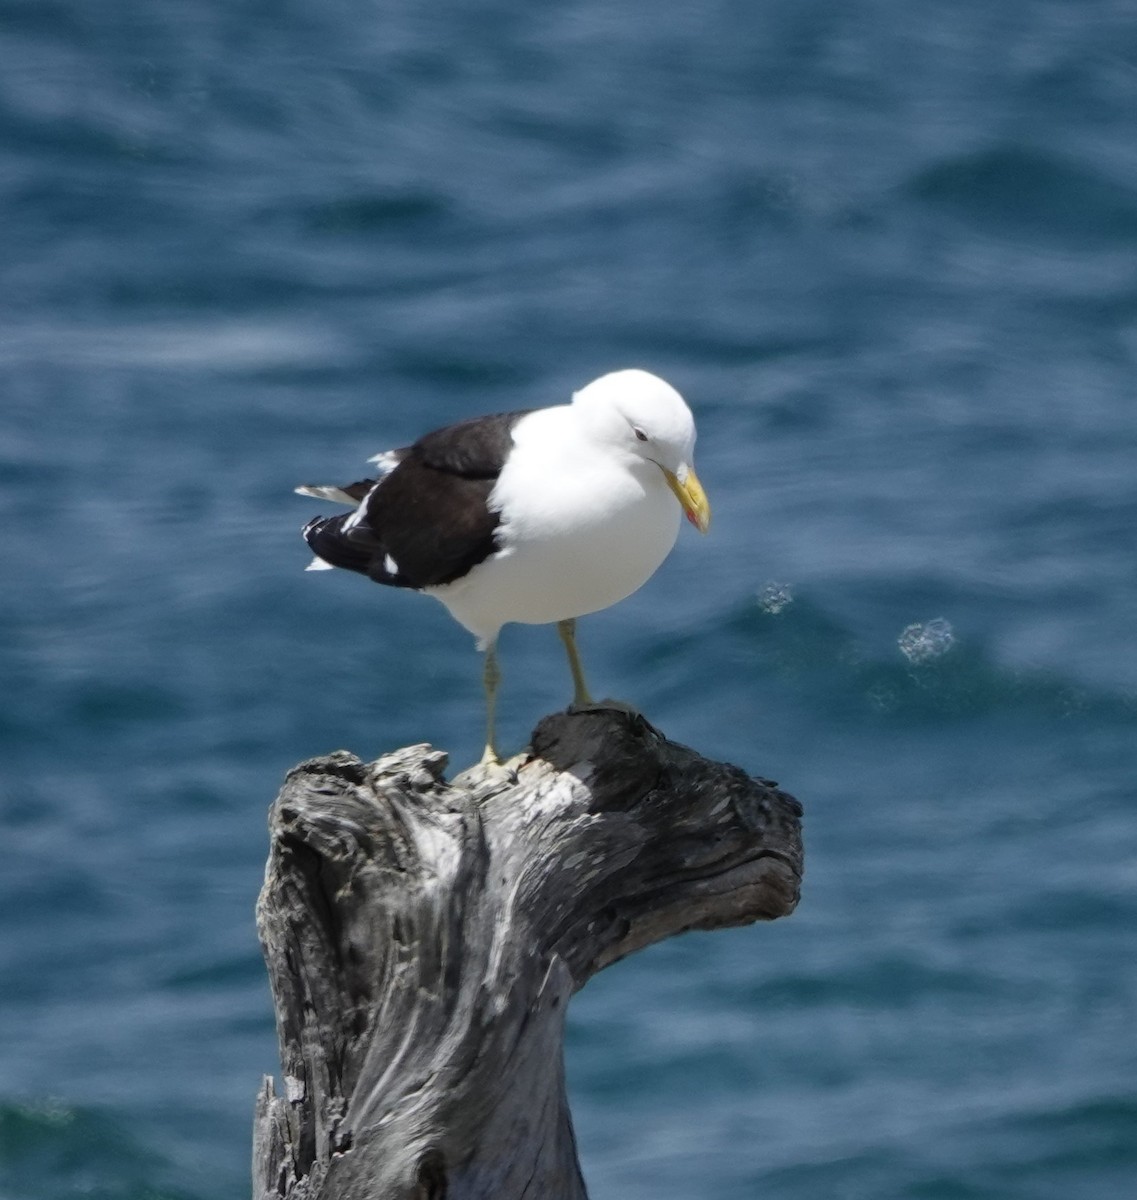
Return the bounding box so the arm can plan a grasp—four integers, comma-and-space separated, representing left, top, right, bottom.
413, 410, 534, 477
302, 409, 533, 589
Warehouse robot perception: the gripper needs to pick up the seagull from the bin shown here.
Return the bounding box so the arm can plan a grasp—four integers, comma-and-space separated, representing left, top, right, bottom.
297, 368, 710, 764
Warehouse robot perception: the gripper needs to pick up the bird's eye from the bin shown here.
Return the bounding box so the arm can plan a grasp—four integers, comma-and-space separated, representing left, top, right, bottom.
633, 426, 648, 442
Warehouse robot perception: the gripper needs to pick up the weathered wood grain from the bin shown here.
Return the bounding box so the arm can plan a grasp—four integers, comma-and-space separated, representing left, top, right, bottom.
253, 707, 804, 1200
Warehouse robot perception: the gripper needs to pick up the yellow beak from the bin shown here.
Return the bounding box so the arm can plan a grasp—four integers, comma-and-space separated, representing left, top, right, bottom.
662, 464, 711, 534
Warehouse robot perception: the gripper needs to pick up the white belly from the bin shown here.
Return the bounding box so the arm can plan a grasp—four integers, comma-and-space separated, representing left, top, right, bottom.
426, 419, 681, 644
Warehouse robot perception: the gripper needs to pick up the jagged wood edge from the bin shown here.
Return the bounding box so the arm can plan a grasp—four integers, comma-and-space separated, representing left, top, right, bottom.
253, 708, 803, 1199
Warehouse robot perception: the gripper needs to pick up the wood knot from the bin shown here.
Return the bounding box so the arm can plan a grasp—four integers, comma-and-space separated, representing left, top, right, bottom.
413, 1148, 447, 1199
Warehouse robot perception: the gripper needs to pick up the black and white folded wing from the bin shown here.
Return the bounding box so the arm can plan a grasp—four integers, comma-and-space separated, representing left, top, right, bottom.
297, 410, 532, 589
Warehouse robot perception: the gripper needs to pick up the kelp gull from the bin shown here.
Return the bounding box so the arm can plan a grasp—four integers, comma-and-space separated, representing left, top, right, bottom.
297, 368, 710, 764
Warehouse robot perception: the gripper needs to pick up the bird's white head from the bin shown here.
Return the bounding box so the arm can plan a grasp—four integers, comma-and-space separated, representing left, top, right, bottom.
571, 368, 711, 533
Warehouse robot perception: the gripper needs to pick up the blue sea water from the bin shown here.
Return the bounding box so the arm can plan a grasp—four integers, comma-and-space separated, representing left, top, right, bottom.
2, 1, 1136, 1196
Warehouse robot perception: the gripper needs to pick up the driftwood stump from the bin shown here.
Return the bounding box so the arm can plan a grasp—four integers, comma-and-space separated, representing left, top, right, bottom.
253, 708, 804, 1200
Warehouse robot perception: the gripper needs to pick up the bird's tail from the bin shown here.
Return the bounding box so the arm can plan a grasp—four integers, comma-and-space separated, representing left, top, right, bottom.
294, 479, 378, 506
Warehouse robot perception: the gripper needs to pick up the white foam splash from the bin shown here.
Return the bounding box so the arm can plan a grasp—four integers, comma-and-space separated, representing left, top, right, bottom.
757, 582, 794, 614
898, 617, 955, 664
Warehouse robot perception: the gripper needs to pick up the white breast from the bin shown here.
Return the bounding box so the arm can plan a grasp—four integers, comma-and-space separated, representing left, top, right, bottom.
426, 407, 681, 644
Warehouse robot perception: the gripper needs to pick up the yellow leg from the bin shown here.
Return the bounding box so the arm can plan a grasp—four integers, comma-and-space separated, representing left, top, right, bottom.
479, 644, 502, 765
557, 619, 594, 709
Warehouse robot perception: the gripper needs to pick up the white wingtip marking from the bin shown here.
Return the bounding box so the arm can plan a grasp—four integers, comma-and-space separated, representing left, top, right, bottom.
305, 557, 335, 571
365, 450, 401, 474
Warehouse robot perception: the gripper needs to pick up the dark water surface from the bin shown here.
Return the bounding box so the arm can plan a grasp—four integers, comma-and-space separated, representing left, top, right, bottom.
2, 2, 1136, 1197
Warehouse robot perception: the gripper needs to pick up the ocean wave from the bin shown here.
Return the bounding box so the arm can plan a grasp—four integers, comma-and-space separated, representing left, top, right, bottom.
0, 1099, 196, 1200
905, 145, 1137, 245
718, 594, 1137, 726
